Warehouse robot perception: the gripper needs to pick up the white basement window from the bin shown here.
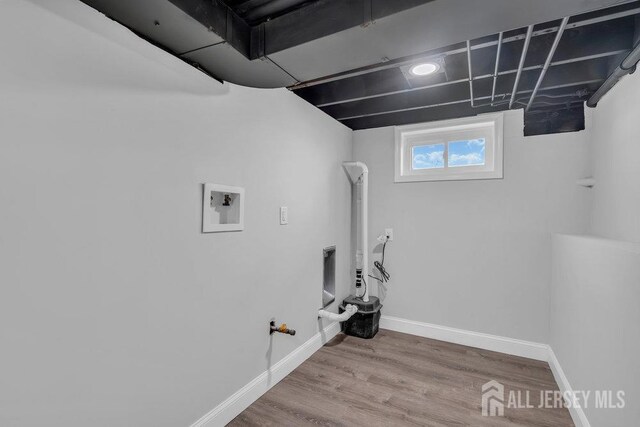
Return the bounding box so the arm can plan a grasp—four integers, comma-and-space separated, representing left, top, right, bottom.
394, 113, 504, 182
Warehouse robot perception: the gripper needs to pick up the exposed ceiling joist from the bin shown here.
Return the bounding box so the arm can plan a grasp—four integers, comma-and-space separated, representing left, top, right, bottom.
335, 79, 604, 121
526, 17, 570, 111
310, 49, 628, 108
340, 80, 602, 130
490, 32, 504, 104
509, 25, 534, 109
289, 5, 640, 90
258, 0, 434, 58
466, 40, 475, 107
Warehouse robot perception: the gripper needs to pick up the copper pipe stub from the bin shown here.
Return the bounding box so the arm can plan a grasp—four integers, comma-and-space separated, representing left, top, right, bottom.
269, 320, 296, 336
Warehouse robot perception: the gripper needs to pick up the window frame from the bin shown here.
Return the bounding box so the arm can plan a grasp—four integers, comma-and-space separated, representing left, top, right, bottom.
394, 113, 504, 183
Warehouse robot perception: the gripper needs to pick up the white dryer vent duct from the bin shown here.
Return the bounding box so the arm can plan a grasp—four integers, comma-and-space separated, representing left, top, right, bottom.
343, 161, 369, 302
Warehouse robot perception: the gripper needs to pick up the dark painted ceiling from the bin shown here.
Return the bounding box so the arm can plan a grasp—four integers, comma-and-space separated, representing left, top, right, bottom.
79, 0, 640, 135
292, 2, 640, 134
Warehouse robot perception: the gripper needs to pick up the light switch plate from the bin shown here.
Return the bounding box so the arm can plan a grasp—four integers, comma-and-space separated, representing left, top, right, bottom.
280, 207, 288, 225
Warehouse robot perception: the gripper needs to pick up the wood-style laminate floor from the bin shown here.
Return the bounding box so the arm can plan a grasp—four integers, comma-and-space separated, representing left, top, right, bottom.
229, 329, 573, 426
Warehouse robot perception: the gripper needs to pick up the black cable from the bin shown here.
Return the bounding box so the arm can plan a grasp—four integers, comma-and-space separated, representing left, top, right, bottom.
369, 241, 391, 284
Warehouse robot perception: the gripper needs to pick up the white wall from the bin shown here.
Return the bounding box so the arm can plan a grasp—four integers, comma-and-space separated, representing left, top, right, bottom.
550, 235, 640, 426
0, 1, 352, 426
353, 110, 592, 343
589, 70, 640, 243
548, 70, 640, 427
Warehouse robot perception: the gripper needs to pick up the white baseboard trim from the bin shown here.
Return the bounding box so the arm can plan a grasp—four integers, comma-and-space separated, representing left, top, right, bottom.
547, 347, 590, 427
192, 316, 589, 427
190, 321, 341, 427
380, 315, 549, 361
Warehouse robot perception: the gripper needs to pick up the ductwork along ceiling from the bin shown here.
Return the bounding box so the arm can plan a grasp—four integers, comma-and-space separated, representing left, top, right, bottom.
81, 0, 640, 135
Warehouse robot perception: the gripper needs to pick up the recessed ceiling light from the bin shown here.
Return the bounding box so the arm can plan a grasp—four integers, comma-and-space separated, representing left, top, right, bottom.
410, 62, 439, 76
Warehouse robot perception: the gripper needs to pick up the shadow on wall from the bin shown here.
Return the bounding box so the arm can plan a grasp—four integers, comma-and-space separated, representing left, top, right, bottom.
266, 317, 274, 387
17, 0, 228, 96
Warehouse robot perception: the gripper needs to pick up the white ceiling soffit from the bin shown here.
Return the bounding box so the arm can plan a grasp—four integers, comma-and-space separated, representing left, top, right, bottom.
268, 0, 634, 83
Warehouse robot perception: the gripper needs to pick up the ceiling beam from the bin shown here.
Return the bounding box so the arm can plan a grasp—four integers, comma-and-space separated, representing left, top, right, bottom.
257, 0, 434, 59
167, 0, 427, 60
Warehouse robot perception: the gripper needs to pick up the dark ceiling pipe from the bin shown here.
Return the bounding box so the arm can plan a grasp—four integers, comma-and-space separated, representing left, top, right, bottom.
587, 40, 640, 107
509, 25, 534, 109
491, 32, 503, 105
526, 17, 570, 112
466, 40, 475, 107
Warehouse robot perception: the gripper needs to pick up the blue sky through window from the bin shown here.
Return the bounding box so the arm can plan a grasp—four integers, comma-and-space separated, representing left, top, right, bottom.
412, 143, 444, 169
448, 138, 485, 167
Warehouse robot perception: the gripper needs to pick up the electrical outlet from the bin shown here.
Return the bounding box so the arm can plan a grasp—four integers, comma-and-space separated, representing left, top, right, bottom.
385, 228, 394, 241
280, 207, 288, 225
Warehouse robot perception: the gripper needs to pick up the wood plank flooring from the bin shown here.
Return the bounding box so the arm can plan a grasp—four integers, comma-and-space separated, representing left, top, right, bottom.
229, 329, 573, 426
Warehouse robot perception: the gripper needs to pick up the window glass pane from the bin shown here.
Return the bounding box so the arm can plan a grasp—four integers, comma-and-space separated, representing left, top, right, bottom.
412, 143, 444, 169
448, 138, 485, 167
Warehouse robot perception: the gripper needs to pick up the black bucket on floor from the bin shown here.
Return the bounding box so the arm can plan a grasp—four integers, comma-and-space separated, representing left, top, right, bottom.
340, 295, 382, 339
